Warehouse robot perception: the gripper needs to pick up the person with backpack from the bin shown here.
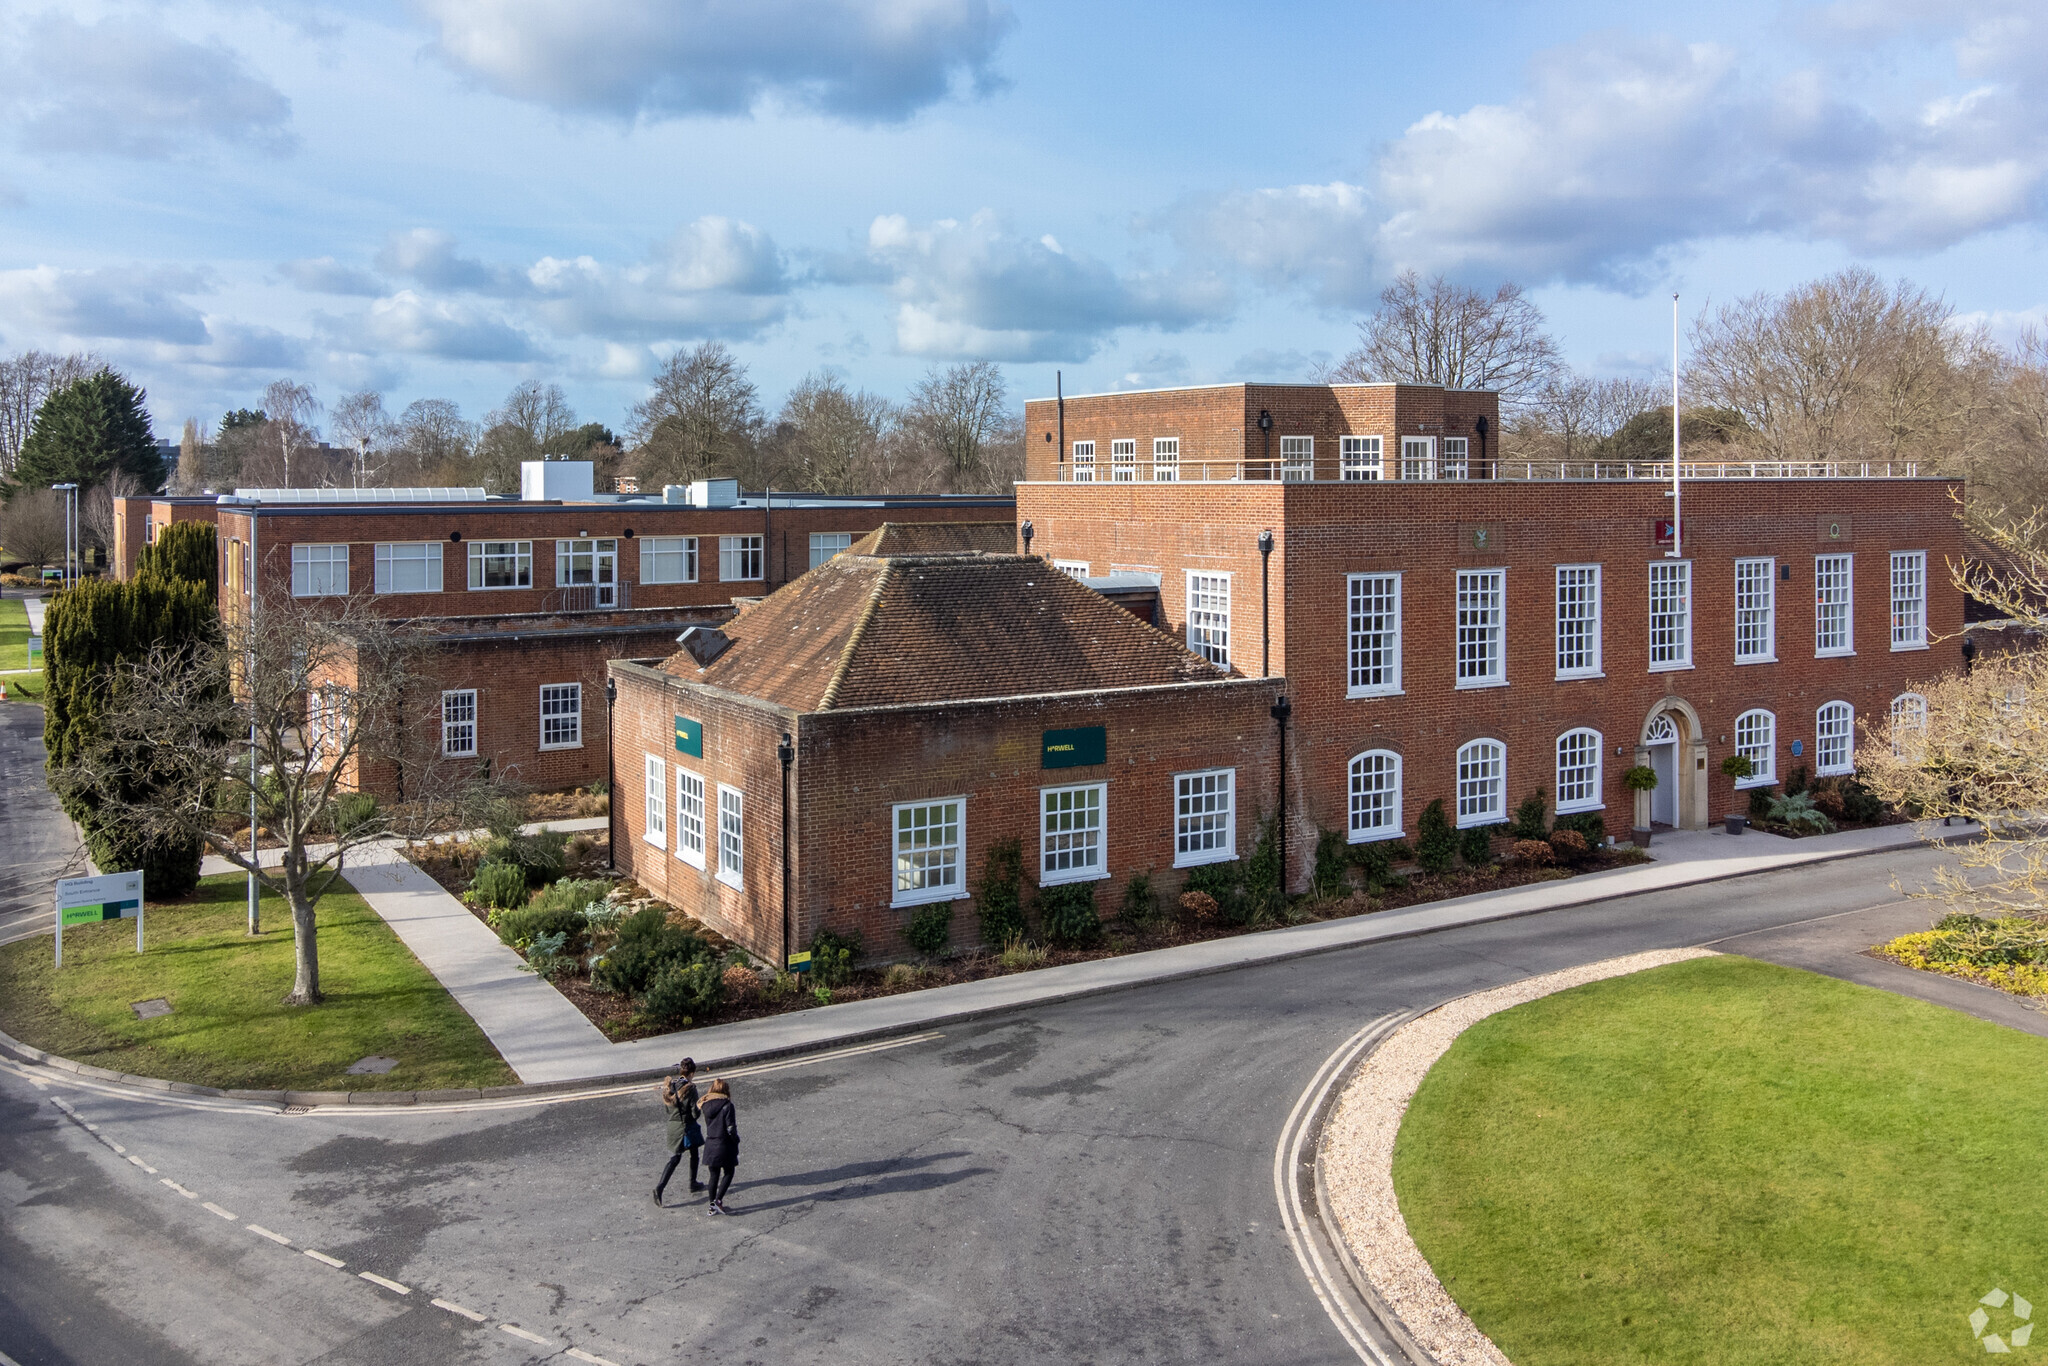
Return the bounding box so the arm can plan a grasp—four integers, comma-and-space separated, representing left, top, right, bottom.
700, 1077, 739, 1215
653, 1058, 703, 1206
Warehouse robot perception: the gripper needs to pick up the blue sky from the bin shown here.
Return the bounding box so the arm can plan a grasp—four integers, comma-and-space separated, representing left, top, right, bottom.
3, 0, 2044, 437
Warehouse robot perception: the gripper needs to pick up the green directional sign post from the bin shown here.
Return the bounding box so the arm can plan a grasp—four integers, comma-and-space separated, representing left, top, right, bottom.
1042, 726, 1107, 769
674, 715, 704, 757
55, 870, 145, 968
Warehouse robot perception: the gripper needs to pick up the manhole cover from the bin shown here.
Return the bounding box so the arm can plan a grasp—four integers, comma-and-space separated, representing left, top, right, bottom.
346, 1055, 399, 1075
131, 998, 172, 1019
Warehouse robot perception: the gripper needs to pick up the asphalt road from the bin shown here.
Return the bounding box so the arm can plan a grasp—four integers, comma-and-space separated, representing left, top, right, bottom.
0, 701, 83, 946
0, 843, 2033, 1366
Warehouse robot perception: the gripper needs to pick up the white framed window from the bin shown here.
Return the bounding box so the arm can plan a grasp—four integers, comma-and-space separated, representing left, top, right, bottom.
1648, 561, 1693, 670
1815, 553, 1854, 656
716, 784, 744, 887
1440, 437, 1470, 480
556, 538, 615, 586
1556, 729, 1604, 812
1281, 435, 1313, 482
1347, 572, 1402, 697
1187, 570, 1231, 668
1735, 558, 1776, 663
144, 515, 156, 544
539, 683, 581, 750
675, 768, 706, 869
468, 540, 532, 589
305, 685, 351, 762
1040, 782, 1106, 884
644, 753, 667, 847
1400, 436, 1435, 480
1455, 739, 1507, 828
892, 797, 965, 906
641, 536, 698, 584
1555, 565, 1602, 679
1890, 692, 1928, 757
1110, 438, 1137, 482
373, 542, 442, 595
1152, 437, 1179, 482
1456, 569, 1506, 687
1815, 700, 1855, 776
1891, 551, 1927, 650
1053, 559, 1091, 578
1340, 435, 1382, 481
1348, 750, 1403, 841
719, 535, 763, 582
440, 689, 477, 758
809, 532, 852, 569
291, 543, 349, 597
1174, 769, 1236, 867
1734, 709, 1776, 788
1070, 440, 1095, 482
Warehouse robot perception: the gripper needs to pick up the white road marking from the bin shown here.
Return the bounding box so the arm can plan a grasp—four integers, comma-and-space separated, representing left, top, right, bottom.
431, 1297, 487, 1322
83, 1123, 98, 1132
201, 1201, 238, 1221
160, 1179, 197, 1198
303, 1249, 346, 1268
566, 1349, 620, 1365
358, 1272, 410, 1295
109, 1142, 125, 1153
245, 1224, 290, 1245
0, 1346, 22, 1365
127, 1154, 158, 1173
499, 1324, 550, 1346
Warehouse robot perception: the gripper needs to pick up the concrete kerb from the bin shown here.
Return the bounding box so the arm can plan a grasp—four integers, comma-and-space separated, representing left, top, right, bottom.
0, 823, 1981, 1112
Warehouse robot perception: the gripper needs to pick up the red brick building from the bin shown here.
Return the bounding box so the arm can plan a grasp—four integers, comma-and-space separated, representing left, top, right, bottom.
111, 495, 223, 581
609, 550, 1282, 965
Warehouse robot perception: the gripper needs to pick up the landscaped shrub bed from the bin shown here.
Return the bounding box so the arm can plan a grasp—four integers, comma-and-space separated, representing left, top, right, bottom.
1741, 766, 1903, 838
1874, 912, 2048, 999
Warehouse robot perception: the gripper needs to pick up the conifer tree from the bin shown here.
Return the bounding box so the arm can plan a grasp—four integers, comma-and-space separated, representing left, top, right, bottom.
9, 370, 164, 498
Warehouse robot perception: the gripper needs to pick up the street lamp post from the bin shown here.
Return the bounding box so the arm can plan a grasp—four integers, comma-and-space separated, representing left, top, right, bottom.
50, 483, 78, 592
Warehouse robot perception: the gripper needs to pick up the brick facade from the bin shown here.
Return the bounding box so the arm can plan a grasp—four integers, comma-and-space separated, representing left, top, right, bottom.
112, 496, 221, 581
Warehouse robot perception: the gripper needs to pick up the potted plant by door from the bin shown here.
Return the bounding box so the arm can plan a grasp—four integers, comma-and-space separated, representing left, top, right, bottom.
1719, 755, 1754, 834
1622, 764, 1659, 846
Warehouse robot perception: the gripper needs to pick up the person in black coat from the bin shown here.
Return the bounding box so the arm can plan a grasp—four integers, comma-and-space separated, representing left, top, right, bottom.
653, 1058, 702, 1206
699, 1078, 739, 1214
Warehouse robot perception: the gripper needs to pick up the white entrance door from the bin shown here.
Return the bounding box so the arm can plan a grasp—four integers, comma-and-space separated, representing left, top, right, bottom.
593, 540, 617, 607
1646, 714, 1678, 825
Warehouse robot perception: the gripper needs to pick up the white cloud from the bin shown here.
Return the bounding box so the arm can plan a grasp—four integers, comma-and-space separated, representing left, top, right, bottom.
377, 229, 518, 294
152, 321, 310, 371
352, 291, 540, 362
524, 217, 791, 340
413, 0, 1013, 123
280, 257, 385, 296
0, 265, 212, 343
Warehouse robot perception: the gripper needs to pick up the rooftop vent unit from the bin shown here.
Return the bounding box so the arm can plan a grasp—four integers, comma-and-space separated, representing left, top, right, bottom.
677, 626, 732, 668
519, 458, 595, 501
690, 478, 740, 509
663, 484, 690, 504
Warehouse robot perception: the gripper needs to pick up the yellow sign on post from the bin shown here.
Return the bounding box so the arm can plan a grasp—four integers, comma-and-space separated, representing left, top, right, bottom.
786, 950, 812, 973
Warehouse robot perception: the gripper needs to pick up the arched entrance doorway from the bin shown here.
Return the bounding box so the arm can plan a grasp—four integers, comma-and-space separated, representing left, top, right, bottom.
1636, 699, 1708, 831
1644, 714, 1680, 826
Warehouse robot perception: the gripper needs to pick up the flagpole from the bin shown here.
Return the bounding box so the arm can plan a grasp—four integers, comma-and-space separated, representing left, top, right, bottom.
1668, 293, 1682, 560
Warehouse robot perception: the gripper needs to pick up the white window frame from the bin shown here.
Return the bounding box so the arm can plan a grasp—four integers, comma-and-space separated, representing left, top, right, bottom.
1891, 550, 1928, 650
1039, 781, 1107, 885
891, 796, 966, 907
716, 783, 744, 888
1070, 440, 1096, 482
808, 532, 852, 570
373, 541, 442, 595
1053, 559, 1091, 578
641, 536, 698, 584
1648, 560, 1693, 671
555, 538, 617, 588
1555, 729, 1605, 813
1440, 436, 1470, 480
1456, 569, 1506, 688
144, 515, 156, 544
1340, 435, 1383, 481
1734, 709, 1776, 788
1347, 750, 1403, 842
1346, 572, 1402, 698
675, 768, 706, 869
304, 684, 351, 764
1152, 437, 1179, 482
1890, 692, 1928, 757
1554, 564, 1602, 679
644, 754, 667, 847
291, 543, 349, 597
1110, 438, 1138, 482
719, 535, 763, 582
1280, 435, 1313, 482
440, 689, 477, 758
1815, 700, 1855, 777
1455, 739, 1507, 829
1815, 553, 1854, 657
1400, 436, 1435, 480
1187, 570, 1231, 668
467, 540, 532, 590
1173, 769, 1236, 868
539, 683, 582, 751
1734, 557, 1776, 663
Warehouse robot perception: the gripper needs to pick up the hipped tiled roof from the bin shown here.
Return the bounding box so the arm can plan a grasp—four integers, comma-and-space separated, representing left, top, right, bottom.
846, 521, 1017, 556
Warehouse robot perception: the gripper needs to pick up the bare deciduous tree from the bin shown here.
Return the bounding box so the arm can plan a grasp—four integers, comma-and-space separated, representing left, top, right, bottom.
1507, 373, 1662, 463
767, 372, 894, 494
238, 380, 322, 488
475, 382, 576, 493
630, 342, 761, 489
330, 390, 394, 488
79, 467, 145, 556
900, 361, 1019, 492
173, 417, 211, 494
1331, 271, 1562, 408
0, 486, 67, 568
390, 398, 477, 486
0, 351, 101, 475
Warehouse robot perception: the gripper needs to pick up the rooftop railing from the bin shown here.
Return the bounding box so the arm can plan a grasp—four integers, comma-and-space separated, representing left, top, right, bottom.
1039, 457, 1926, 483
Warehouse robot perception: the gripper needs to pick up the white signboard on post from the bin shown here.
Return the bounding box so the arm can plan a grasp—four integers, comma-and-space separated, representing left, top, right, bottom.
55, 870, 144, 967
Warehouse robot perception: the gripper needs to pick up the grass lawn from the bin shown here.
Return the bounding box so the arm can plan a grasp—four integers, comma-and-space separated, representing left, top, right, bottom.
0, 597, 40, 701
0, 873, 514, 1092
1393, 955, 2048, 1365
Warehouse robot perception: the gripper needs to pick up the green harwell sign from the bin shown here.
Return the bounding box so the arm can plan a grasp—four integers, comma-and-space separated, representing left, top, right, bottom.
1041, 726, 1107, 769
674, 715, 703, 757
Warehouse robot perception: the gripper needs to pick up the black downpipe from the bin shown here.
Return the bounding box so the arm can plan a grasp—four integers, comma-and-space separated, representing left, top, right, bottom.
778, 732, 795, 970
1056, 371, 1065, 473
1258, 529, 1274, 677
1271, 696, 1291, 896
604, 676, 618, 872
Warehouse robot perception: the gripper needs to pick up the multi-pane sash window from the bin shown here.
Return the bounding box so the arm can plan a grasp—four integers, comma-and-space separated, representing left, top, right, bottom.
1815, 701, 1854, 776
675, 769, 706, 868
374, 542, 442, 594
1556, 729, 1603, 812
1815, 554, 1854, 656
1188, 571, 1231, 667
1734, 709, 1775, 787
809, 532, 852, 569
1071, 440, 1095, 481
644, 754, 667, 847
305, 685, 350, 762
1456, 569, 1506, 686
1455, 739, 1506, 828
1890, 692, 1928, 758
441, 689, 477, 757
1440, 437, 1470, 480
1040, 783, 1105, 884
719, 535, 763, 581
1348, 751, 1402, 840
641, 536, 698, 584
1400, 436, 1435, 479
539, 683, 581, 749
1281, 436, 1313, 481
144, 516, 156, 544
1735, 558, 1776, 662
893, 798, 965, 905
1174, 769, 1236, 867
1891, 551, 1927, 649
468, 540, 532, 589
291, 543, 349, 597
1555, 565, 1602, 678
1152, 437, 1179, 482
1648, 561, 1693, 670
1347, 573, 1402, 697
1340, 435, 1382, 480
1110, 438, 1137, 482
716, 784, 744, 887
1053, 559, 1090, 577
